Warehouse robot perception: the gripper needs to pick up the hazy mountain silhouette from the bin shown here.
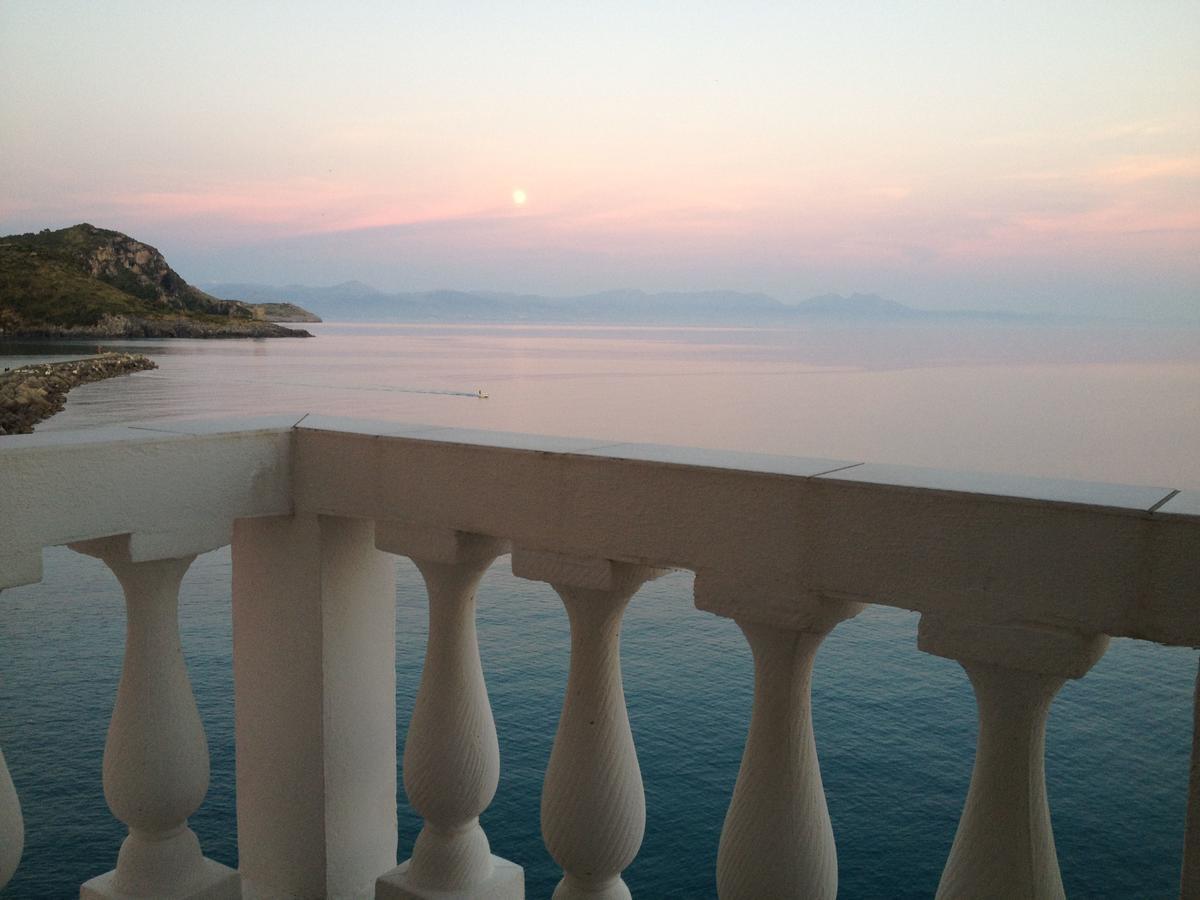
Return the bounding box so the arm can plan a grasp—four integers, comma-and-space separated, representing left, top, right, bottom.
201, 282, 1043, 324
793, 292, 915, 317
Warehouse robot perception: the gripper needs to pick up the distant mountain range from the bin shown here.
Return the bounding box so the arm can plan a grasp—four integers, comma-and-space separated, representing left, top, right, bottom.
202, 281, 1043, 324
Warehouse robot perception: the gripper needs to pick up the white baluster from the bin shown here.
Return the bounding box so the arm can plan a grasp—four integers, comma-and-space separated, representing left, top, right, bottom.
514, 550, 662, 900
0, 747, 22, 891
708, 585, 860, 900
72, 535, 238, 899
375, 525, 523, 900
716, 624, 834, 899
919, 616, 1108, 900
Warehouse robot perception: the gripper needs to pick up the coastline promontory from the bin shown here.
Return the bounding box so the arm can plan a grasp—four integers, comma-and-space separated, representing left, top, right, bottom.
0, 224, 314, 338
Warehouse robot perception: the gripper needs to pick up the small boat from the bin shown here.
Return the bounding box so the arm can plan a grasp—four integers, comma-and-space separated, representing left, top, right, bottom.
477, 389, 489, 399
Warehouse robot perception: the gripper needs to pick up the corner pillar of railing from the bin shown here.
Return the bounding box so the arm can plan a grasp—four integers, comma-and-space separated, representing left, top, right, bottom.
70, 534, 239, 900
0, 549, 46, 892
0, 584, 23, 893
0, 741, 22, 893
918, 615, 1109, 900
231, 513, 398, 900
695, 572, 862, 900
1, 563, 37, 893
1181, 655, 1200, 900
373, 523, 523, 900
513, 549, 665, 900
1, 564, 37, 892
0, 551, 43, 594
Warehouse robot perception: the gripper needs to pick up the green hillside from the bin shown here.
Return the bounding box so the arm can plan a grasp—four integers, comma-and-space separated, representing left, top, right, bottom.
0, 224, 309, 337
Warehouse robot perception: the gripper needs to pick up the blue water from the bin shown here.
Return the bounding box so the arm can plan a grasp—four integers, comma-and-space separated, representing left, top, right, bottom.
0, 547, 1194, 898
2, 323, 1199, 897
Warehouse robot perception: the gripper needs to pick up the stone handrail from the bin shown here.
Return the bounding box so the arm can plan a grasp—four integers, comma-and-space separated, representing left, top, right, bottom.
0, 415, 1197, 899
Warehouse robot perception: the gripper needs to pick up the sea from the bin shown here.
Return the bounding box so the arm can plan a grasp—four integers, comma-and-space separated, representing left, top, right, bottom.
2, 320, 1199, 899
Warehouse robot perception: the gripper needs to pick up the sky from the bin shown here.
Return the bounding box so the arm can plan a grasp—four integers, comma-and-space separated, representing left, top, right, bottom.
1, 1, 1198, 318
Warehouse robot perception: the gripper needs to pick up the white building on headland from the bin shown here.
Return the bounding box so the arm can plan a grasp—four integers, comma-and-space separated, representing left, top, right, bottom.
1, 415, 1198, 899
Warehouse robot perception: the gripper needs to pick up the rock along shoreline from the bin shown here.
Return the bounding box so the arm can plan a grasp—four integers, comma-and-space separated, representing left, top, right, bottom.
3, 314, 312, 339
0, 352, 157, 435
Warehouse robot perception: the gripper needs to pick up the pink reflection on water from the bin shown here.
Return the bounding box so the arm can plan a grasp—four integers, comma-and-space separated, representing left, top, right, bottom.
33, 322, 1200, 490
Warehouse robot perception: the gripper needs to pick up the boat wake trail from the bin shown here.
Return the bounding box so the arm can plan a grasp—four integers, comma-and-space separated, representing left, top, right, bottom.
140, 373, 489, 398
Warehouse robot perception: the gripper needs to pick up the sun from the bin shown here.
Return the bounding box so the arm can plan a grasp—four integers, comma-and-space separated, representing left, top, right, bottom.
512, 188, 527, 206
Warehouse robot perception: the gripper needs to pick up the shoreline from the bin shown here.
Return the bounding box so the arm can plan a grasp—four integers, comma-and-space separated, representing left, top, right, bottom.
0, 352, 157, 435
2, 315, 312, 339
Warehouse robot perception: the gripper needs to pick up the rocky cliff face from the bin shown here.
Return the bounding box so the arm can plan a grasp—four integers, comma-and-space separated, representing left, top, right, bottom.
82, 229, 245, 316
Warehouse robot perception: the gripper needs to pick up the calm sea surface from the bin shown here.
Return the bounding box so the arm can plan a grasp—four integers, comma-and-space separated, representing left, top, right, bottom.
2, 322, 1199, 898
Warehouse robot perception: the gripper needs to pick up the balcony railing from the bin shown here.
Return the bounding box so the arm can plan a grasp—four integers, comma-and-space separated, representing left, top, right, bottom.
1, 415, 1198, 899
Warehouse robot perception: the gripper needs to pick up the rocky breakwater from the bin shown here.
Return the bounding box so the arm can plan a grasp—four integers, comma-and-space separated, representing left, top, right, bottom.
0, 352, 157, 435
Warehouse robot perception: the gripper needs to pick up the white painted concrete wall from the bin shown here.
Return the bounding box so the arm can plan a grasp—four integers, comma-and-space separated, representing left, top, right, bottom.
0, 415, 1197, 899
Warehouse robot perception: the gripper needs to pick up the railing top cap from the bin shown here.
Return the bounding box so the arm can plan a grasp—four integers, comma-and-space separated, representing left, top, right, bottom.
293, 413, 862, 477
2, 413, 1193, 521
290, 414, 1191, 519
0, 414, 307, 450
1159, 490, 1200, 519
816, 462, 1178, 516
